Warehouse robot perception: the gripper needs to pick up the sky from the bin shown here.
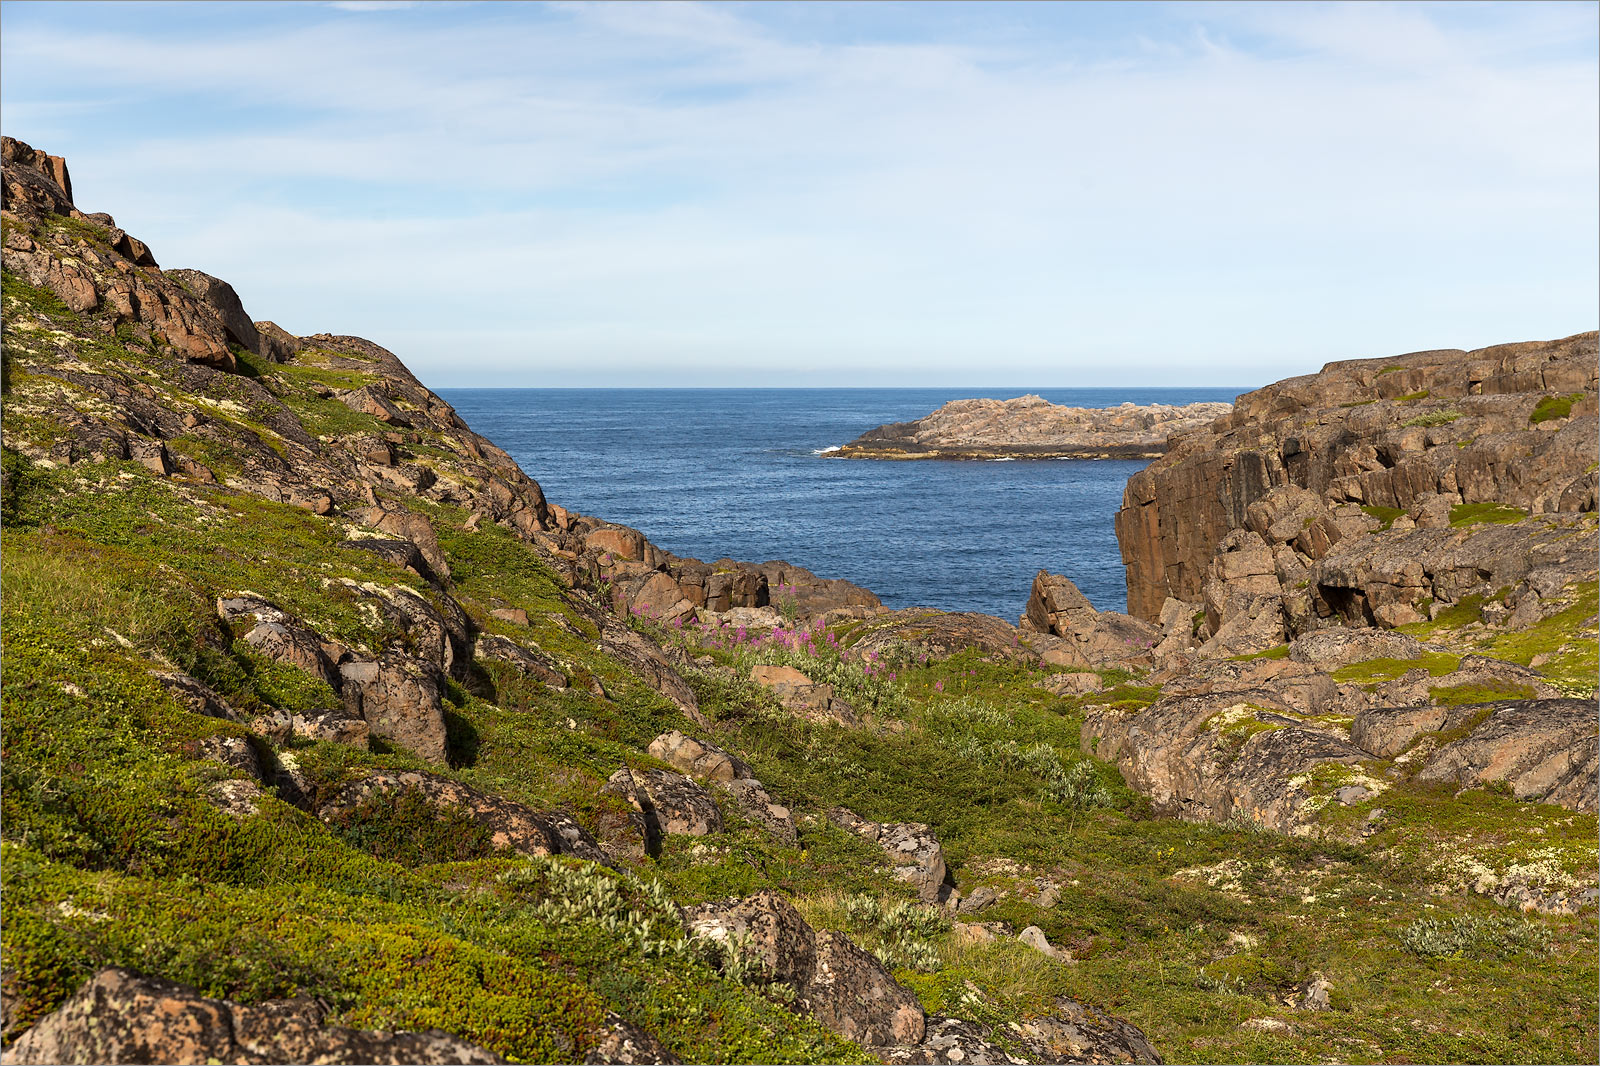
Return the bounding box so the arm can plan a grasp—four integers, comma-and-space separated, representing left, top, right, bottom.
1, 1, 1596, 388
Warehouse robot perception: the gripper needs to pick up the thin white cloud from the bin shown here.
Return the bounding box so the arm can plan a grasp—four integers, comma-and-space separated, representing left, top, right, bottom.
1, 0, 1593, 386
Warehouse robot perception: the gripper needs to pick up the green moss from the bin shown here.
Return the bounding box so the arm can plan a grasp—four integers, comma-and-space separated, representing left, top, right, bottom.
1330, 652, 1462, 683
1530, 393, 1585, 424
1402, 410, 1461, 428
1427, 681, 1536, 706
1227, 645, 1289, 662
1450, 502, 1528, 528
1395, 390, 1431, 402
1360, 505, 1404, 530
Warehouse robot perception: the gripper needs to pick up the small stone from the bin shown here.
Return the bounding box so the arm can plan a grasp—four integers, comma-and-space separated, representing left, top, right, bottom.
1018, 926, 1068, 961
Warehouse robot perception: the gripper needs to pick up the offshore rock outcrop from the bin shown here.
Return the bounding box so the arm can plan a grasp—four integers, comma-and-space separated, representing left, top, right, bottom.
833, 394, 1232, 460
1115, 334, 1598, 621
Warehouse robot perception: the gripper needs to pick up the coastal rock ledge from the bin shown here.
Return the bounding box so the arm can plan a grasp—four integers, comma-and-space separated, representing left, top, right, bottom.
830, 395, 1233, 460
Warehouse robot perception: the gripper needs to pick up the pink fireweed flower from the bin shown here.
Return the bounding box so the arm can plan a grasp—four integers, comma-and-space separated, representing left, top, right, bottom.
934, 680, 944, 692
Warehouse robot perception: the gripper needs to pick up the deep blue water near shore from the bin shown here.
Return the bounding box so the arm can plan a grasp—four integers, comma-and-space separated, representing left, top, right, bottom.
439, 388, 1246, 619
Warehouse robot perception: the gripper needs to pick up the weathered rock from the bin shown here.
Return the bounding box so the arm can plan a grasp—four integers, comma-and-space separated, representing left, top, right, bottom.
163, 269, 263, 356
1014, 997, 1163, 1064
1038, 671, 1105, 697
191, 735, 262, 780
1416, 699, 1598, 810
338, 654, 449, 764
583, 1013, 678, 1065
240, 620, 341, 692
835, 395, 1231, 461
724, 778, 798, 844
2, 967, 504, 1065
750, 664, 858, 725
1083, 691, 1372, 832
601, 622, 705, 723
602, 768, 723, 851
206, 780, 267, 820
290, 707, 370, 748
876, 1016, 1026, 1065
1019, 925, 1069, 960
475, 634, 568, 689
685, 890, 925, 1047
829, 808, 951, 903
644, 732, 795, 841
1116, 332, 1598, 621
152, 671, 240, 721
853, 611, 1038, 665
648, 730, 750, 782
318, 771, 608, 863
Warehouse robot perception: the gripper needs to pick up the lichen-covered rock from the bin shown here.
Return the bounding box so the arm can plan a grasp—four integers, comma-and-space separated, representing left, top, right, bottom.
1016, 996, 1164, 1064
1, 967, 505, 1065
152, 671, 240, 721
338, 653, 450, 764
1417, 699, 1598, 810
475, 633, 569, 689
583, 1013, 678, 1065
318, 771, 608, 862
685, 890, 925, 1047
602, 768, 724, 850
876, 1016, 1027, 1065
1083, 691, 1371, 832
601, 622, 705, 722
647, 730, 750, 782
829, 808, 951, 903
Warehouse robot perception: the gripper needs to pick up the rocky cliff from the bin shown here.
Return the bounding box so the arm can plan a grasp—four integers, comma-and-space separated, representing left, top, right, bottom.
1115, 336, 1598, 621
832, 395, 1233, 460
3, 138, 1596, 1066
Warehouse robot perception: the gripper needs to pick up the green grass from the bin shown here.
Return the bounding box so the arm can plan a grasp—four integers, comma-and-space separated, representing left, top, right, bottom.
1402, 410, 1461, 428
1530, 393, 1585, 424
1330, 652, 1462, 683
1395, 390, 1431, 402
1449, 503, 1528, 528
1360, 505, 1405, 530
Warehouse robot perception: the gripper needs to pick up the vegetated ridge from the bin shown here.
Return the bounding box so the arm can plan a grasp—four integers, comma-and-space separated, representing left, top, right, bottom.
1, 137, 1596, 1066
831, 395, 1233, 460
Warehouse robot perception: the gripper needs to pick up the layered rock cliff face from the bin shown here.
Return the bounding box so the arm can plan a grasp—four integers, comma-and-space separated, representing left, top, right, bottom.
1116, 336, 1598, 622
835, 394, 1232, 460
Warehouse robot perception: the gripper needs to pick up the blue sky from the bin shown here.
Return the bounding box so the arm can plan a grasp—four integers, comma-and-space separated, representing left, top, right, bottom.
2, 1, 1595, 387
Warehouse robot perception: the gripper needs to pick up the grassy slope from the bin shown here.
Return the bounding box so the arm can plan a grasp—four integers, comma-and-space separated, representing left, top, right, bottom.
2, 267, 1596, 1065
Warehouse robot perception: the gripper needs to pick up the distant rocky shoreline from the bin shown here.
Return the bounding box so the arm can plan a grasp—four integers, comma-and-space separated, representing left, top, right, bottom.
828, 394, 1234, 460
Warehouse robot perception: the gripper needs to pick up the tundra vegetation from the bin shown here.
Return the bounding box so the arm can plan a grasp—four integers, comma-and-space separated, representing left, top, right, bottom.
1, 137, 1596, 1065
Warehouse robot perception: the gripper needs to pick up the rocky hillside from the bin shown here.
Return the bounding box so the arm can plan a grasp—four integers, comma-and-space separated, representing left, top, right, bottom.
2, 138, 1596, 1066
831, 395, 1232, 460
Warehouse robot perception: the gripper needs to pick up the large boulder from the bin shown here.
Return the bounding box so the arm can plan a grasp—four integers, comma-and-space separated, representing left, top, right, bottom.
338, 654, 450, 764
1417, 700, 1598, 811
686, 890, 925, 1047
2, 967, 504, 1065
602, 768, 724, 852
317, 771, 608, 863
1083, 691, 1373, 832
163, 268, 263, 357
829, 808, 951, 904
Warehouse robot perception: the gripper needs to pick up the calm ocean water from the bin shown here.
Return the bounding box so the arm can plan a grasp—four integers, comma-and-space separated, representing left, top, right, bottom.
439, 388, 1246, 619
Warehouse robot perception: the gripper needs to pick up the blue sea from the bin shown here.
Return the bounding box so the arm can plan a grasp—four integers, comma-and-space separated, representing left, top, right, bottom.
439, 388, 1246, 620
